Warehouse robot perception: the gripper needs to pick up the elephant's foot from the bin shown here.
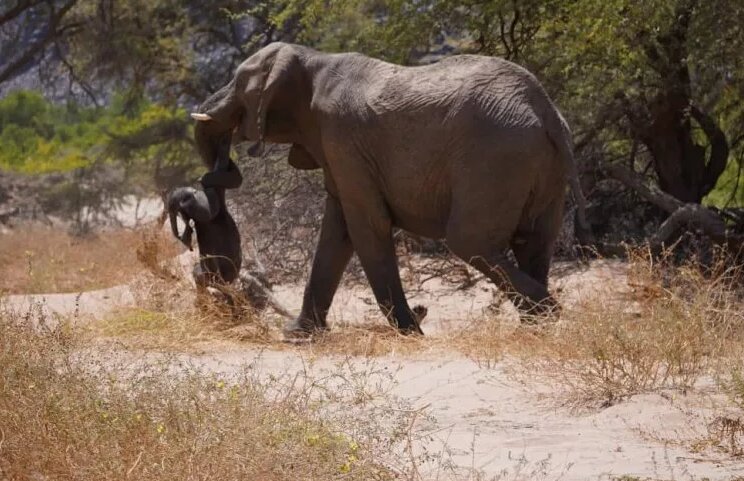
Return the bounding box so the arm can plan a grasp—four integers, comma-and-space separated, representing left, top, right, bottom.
282, 317, 328, 339
396, 304, 427, 335
516, 295, 561, 325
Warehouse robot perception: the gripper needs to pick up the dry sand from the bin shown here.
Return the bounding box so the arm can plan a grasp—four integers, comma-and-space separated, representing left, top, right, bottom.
4, 258, 744, 480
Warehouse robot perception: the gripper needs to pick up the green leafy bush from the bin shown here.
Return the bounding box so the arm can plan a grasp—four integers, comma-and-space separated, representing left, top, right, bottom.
0, 90, 197, 177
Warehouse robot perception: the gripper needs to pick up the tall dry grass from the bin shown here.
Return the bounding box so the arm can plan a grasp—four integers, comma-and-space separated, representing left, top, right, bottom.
0, 224, 179, 294
0, 306, 425, 480
469, 248, 744, 407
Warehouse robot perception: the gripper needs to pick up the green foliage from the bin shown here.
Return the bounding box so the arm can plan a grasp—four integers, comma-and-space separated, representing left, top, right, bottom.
294, 0, 744, 205
0, 90, 197, 177
706, 155, 744, 208
4, 0, 744, 208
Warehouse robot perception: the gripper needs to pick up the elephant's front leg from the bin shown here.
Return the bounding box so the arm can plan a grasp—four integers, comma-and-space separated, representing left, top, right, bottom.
342, 201, 423, 335
284, 195, 354, 336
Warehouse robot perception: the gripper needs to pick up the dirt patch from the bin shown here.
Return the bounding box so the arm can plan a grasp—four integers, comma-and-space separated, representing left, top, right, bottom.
4, 242, 744, 479
0, 224, 179, 294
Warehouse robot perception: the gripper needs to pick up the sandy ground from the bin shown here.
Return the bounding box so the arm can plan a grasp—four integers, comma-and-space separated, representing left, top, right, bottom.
4, 258, 744, 480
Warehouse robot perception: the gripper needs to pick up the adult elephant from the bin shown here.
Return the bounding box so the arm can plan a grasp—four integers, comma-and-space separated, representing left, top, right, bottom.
192, 42, 589, 336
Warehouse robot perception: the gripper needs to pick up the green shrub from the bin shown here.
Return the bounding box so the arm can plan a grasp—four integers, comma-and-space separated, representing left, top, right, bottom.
0, 90, 197, 177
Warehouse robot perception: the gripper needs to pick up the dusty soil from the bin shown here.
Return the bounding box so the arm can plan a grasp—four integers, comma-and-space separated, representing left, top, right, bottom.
5, 254, 744, 480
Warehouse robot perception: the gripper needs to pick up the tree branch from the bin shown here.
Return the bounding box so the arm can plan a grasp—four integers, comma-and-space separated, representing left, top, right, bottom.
650, 203, 726, 246
605, 162, 742, 251
690, 104, 730, 197
53, 39, 98, 106
508, 0, 520, 59
604, 163, 682, 213
0, 0, 77, 84
496, 11, 511, 59
0, 0, 44, 27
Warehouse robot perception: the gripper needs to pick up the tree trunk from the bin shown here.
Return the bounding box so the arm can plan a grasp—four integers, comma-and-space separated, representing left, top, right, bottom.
623, 0, 729, 204
638, 94, 729, 203
604, 163, 743, 255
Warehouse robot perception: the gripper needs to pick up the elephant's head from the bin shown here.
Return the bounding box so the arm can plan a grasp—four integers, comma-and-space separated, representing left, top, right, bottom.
191, 42, 319, 175
167, 186, 200, 250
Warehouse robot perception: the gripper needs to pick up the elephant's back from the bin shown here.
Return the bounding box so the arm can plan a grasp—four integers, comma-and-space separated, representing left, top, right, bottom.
365, 55, 548, 130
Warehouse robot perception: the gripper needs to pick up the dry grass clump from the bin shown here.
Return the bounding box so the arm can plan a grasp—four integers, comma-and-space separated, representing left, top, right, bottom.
0, 307, 416, 480
0, 224, 179, 294
702, 367, 744, 456
88, 231, 279, 349
515, 248, 744, 406
100, 234, 435, 354
91, 275, 277, 350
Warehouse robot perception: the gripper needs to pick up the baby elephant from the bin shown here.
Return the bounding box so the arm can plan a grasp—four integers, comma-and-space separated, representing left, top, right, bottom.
168, 185, 241, 288
167, 185, 293, 319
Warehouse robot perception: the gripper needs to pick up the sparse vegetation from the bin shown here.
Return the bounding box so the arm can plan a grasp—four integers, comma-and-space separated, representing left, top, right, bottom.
0, 224, 179, 294
3, 220, 744, 477
3, 1, 744, 475
496, 249, 744, 407
0, 306, 419, 481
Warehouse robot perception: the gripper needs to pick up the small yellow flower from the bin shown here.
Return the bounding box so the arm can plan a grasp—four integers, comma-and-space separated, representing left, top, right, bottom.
229, 386, 240, 400
156, 423, 165, 433
216, 380, 225, 389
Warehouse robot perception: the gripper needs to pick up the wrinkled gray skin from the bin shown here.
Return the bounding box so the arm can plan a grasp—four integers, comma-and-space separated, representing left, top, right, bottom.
168, 185, 242, 288
193, 42, 589, 336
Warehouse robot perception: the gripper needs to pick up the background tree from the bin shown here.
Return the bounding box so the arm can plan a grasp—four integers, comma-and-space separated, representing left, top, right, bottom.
0, 0, 80, 85
2, 0, 744, 247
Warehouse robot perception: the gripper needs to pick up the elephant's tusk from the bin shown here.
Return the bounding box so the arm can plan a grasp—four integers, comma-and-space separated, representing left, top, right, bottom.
190, 112, 212, 121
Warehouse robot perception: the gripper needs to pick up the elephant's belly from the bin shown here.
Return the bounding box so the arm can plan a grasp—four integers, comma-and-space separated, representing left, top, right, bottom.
386, 194, 449, 239
391, 214, 447, 239
380, 161, 451, 239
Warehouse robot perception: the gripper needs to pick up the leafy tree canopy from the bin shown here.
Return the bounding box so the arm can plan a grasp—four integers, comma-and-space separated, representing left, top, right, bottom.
1, 0, 743, 208
0, 90, 192, 179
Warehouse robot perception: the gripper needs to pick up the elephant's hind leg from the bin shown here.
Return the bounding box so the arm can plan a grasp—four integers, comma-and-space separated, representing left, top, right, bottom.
447, 201, 557, 318
510, 195, 564, 288
456, 248, 557, 316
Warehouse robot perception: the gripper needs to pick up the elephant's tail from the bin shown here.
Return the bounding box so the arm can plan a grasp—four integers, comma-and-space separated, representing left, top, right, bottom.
545, 108, 592, 242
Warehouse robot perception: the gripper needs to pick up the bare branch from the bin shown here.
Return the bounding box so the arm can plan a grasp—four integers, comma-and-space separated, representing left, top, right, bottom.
508, 0, 520, 59
496, 11, 511, 59
605, 162, 743, 252
0, 0, 78, 85
0, 0, 44, 27
53, 39, 99, 106
650, 203, 726, 246
604, 163, 682, 213
690, 104, 730, 196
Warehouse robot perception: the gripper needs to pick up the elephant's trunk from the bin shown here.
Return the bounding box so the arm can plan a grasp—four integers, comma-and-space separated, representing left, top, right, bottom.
194, 122, 234, 172
193, 79, 243, 171
168, 204, 181, 240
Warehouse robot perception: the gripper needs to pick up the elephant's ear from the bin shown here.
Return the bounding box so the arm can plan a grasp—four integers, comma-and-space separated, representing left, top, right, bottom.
251, 46, 302, 154
288, 144, 320, 170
